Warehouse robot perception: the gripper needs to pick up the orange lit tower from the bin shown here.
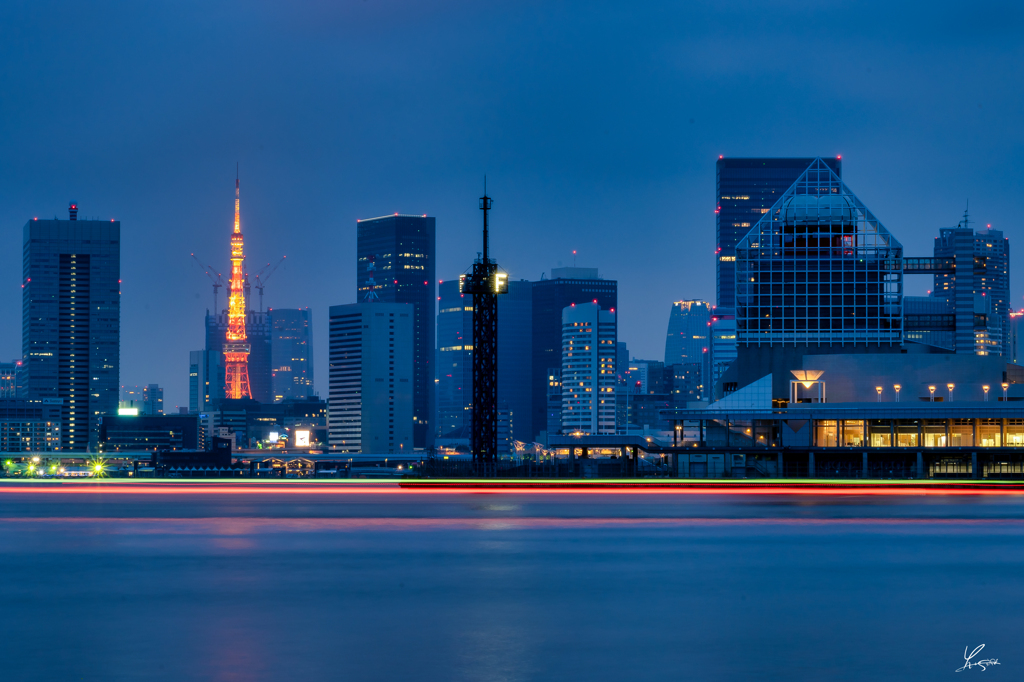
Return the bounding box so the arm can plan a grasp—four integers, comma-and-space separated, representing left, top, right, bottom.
224, 175, 252, 399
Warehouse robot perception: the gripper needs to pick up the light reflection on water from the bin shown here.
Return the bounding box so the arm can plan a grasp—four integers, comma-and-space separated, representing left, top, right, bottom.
1, 487, 1023, 682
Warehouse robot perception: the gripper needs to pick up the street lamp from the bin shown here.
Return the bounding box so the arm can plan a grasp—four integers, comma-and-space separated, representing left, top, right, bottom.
983, 385, 990, 402
894, 384, 901, 402
947, 383, 955, 402
928, 385, 936, 402
1003, 382, 1009, 401
876, 386, 883, 402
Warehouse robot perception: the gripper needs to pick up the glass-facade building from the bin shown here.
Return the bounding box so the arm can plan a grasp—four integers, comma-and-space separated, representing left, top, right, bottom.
356, 215, 435, 448
717, 157, 842, 311
269, 308, 314, 401
531, 269, 616, 441
735, 158, 903, 346
23, 212, 120, 450
435, 279, 533, 445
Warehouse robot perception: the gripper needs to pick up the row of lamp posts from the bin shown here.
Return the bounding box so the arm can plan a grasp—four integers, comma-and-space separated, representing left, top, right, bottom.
875, 382, 1009, 402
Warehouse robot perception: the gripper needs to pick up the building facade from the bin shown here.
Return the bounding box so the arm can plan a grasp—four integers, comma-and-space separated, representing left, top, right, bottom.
0, 399, 62, 452
356, 215, 435, 449
435, 279, 474, 439
269, 308, 314, 402
22, 206, 120, 450
98, 413, 202, 453
532, 268, 617, 441
328, 302, 414, 453
736, 158, 903, 348
189, 350, 223, 415
665, 300, 711, 367
932, 226, 1009, 356
142, 384, 163, 415
560, 303, 617, 436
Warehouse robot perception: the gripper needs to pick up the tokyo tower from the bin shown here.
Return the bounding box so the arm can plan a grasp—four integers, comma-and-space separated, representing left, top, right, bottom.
224, 172, 251, 399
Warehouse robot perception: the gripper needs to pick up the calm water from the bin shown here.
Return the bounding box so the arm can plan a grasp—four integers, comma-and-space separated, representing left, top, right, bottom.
2, 482, 1023, 681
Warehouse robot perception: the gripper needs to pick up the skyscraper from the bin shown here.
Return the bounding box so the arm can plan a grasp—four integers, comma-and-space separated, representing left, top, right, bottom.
715, 157, 841, 392
932, 225, 1010, 355
22, 203, 120, 450
142, 384, 164, 415
189, 349, 223, 414
269, 308, 314, 401
665, 299, 710, 368
717, 157, 842, 310
328, 302, 414, 453
356, 215, 435, 448
435, 278, 534, 444
435, 279, 473, 439
531, 267, 617, 441
560, 303, 616, 436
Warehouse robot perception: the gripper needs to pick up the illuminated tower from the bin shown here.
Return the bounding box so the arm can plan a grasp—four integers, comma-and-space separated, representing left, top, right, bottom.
224, 176, 251, 399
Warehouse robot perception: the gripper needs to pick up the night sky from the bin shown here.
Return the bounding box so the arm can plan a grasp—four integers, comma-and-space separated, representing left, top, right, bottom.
1, 0, 1022, 409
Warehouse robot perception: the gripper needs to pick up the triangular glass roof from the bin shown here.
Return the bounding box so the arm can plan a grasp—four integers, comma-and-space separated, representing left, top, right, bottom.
736, 157, 902, 255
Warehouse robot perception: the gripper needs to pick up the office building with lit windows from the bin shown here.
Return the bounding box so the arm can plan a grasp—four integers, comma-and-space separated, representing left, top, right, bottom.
328, 302, 413, 453
532, 268, 617, 441
269, 308, 314, 401
356, 214, 435, 449
22, 205, 119, 451
189, 350, 223, 414
665, 300, 710, 399
435, 279, 533, 446
714, 157, 841, 392
560, 303, 616, 435
931, 226, 1009, 356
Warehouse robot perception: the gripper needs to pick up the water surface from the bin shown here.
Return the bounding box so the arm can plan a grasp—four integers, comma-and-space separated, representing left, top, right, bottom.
2, 482, 1021, 681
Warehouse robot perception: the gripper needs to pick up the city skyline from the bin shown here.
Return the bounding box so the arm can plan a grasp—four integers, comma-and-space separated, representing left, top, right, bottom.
2, 2, 1022, 410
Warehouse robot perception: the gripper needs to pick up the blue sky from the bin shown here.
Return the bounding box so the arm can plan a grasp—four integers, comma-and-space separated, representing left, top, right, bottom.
1, 0, 1022, 408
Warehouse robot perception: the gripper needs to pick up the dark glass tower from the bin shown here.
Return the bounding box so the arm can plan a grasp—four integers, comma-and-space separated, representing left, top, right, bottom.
530, 268, 616, 442
435, 278, 533, 445
269, 308, 314, 401
22, 205, 120, 451
716, 157, 842, 310
356, 214, 436, 448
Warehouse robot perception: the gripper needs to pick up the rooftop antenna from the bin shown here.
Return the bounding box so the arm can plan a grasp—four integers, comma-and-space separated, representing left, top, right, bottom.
959, 200, 970, 231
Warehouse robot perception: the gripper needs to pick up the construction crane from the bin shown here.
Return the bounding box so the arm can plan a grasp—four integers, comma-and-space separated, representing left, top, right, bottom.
252, 255, 286, 312
190, 253, 225, 313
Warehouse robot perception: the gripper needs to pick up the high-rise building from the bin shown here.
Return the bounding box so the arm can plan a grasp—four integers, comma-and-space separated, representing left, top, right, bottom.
269, 308, 314, 401
1010, 311, 1023, 364
328, 302, 414, 453
435, 279, 534, 445
715, 157, 841, 391
189, 350, 223, 414
531, 267, 617, 441
717, 157, 842, 310
206, 311, 272, 403
665, 300, 711, 366
22, 204, 120, 450
356, 215, 435, 449
545, 366, 562, 437
560, 303, 617, 436
142, 384, 164, 415
436, 280, 473, 439
932, 225, 1010, 355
